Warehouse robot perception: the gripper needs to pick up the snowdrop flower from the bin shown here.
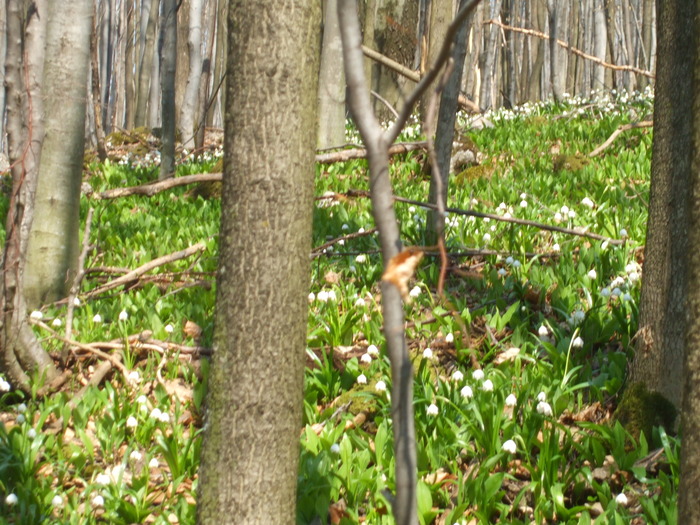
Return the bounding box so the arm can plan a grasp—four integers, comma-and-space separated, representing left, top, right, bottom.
552, 243, 560, 252
355, 297, 366, 307
445, 333, 454, 343
422, 348, 433, 360
498, 202, 507, 211
158, 411, 170, 423
148, 458, 159, 469
0, 378, 10, 392
355, 254, 366, 263
519, 200, 528, 208
360, 353, 372, 364
620, 228, 628, 238
327, 290, 337, 302
537, 391, 547, 402
126, 416, 138, 429
307, 292, 315, 303
611, 276, 626, 288
628, 272, 640, 283
554, 212, 563, 223
73, 297, 81, 307
51, 495, 63, 508
164, 323, 174, 334
482, 379, 494, 392
612, 287, 623, 297
317, 290, 329, 302
520, 192, 527, 200
601, 287, 611, 298
452, 370, 464, 382
408, 206, 416, 213
409, 285, 421, 298
560, 205, 570, 215
358, 227, 365, 233
130, 450, 142, 461
92, 495, 105, 508
118, 310, 128, 321
95, 473, 111, 485
150, 408, 163, 420
15, 414, 25, 424
502, 439, 517, 454
426, 403, 439, 416
482, 233, 492, 243
461, 385, 473, 399
330, 443, 340, 454
581, 197, 595, 208
538, 325, 549, 337
505, 256, 514, 265
537, 401, 553, 416
622, 293, 632, 302
367, 344, 379, 356
92, 314, 102, 323
127, 371, 141, 384
512, 260, 522, 268
375, 380, 387, 393
587, 269, 597, 280
52, 318, 62, 328
472, 369, 485, 381
136, 395, 148, 405
568, 209, 576, 218
17, 403, 26, 413
357, 374, 367, 385
27, 428, 36, 439
341, 223, 349, 231
569, 309, 585, 325
572, 336, 584, 348
505, 394, 517, 407
615, 493, 628, 506
30, 310, 43, 320
498, 268, 507, 277
5, 494, 18, 506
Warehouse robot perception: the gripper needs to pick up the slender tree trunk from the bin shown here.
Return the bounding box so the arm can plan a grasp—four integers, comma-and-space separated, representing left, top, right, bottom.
90, 7, 108, 161
125, 0, 136, 129
207, 0, 226, 128
196, 1, 321, 522
592, 0, 607, 91
194, 0, 217, 151
317, 0, 347, 149
420, 0, 452, 120
547, 0, 569, 101
479, 0, 502, 109
176, 0, 190, 121
135, 0, 160, 127
630, 0, 694, 411
179, 0, 203, 149
638, 0, 653, 89
0, 1, 7, 147
160, 0, 177, 180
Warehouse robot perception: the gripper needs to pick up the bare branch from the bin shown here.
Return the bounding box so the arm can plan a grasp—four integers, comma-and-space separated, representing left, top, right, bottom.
589, 120, 653, 157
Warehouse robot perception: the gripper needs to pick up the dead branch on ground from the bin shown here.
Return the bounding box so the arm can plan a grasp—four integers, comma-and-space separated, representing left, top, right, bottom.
589, 120, 653, 157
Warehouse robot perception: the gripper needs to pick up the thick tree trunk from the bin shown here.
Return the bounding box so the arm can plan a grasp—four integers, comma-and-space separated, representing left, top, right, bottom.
179, 0, 203, 149
317, 0, 347, 149
160, 0, 177, 180
196, 1, 320, 522
630, 0, 694, 411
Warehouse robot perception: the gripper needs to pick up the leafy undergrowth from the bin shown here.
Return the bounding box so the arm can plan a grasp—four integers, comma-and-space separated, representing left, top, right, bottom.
0, 89, 679, 524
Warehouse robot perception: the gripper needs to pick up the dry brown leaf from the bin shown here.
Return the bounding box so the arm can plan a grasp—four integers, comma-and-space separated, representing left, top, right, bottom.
183, 320, 202, 339
329, 499, 348, 524
493, 346, 521, 365
324, 270, 341, 284
422, 468, 457, 485
382, 247, 424, 301
345, 411, 367, 430
162, 378, 193, 404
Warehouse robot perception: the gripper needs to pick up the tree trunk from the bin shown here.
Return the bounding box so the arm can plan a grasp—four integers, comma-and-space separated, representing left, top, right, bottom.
196, 1, 320, 522
135, 0, 160, 127
317, 0, 347, 149
420, 0, 452, 120
179, 0, 203, 149
630, 0, 694, 411
479, 0, 502, 109
160, 0, 177, 180
547, 0, 569, 101
2, 0, 59, 391
207, 0, 226, 128
592, 0, 607, 91
125, 0, 136, 129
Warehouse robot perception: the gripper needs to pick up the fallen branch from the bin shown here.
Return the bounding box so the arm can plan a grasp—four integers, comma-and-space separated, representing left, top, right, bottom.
96, 173, 222, 199
317, 141, 427, 164
84, 242, 207, 298
589, 120, 653, 157
311, 227, 378, 257
486, 19, 654, 79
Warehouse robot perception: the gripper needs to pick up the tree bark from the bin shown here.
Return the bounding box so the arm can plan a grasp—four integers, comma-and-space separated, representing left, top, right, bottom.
196, 1, 321, 523
479, 0, 502, 109
630, 0, 694, 411
317, 0, 347, 149
135, 0, 160, 127
160, 0, 178, 180
420, 0, 452, 120
179, 0, 203, 149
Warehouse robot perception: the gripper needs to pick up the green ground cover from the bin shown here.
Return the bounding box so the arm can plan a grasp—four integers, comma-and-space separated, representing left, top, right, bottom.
0, 89, 677, 524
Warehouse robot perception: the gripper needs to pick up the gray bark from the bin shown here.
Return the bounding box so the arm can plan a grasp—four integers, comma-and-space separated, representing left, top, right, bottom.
479, 0, 502, 109
196, 1, 321, 522
592, 0, 607, 90
317, 0, 346, 149
135, 0, 160, 127
179, 0, 203, 149
160, 0, 177, 179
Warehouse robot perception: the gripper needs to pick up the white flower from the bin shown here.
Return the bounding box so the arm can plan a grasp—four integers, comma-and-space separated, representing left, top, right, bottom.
136, 395, 148, 405
355, 297, 366, 307
502, 439, 517, 454
615, 492, 628, 506
17, 403, 26, 413
130, 450, 142, 461
628, 272, 640, 283
581, 197, 595, 208
358, 227, 365, 233
519, 200, 528, 208
158, 411, 170, 423
73, 297, 81, 307
472, 369, 485, 381
330, 443, 340, 454
622, 293, 632, 302
118, 310, 128, 321
327, 290, 337, 302
0, 378, 11, 392
445, 333, 454, 343
569, 309, 585, 325
512, 260, 522, 268
482, 379, 494, 392
452, 370, 464, 382
560, 205, 569, 214
505, 394, 517, 407
572, 336, 584, 348
620, 228, 628, 238
461, 385, 473, 399
422, 348, 433, 360
537, 401, 553, 416
360, 353, 372, 364
95, 471, 111, 485
408, 206, 416, 213
92, 314, 102, 323
92, 495, 105, 508
505, 256, 514, 265
126, 416, 138, 428
15, 414, 25, 424
164, 323, 174, 334
538, 325, 549, 337
150, 408, 163, 420
5, 493, 18, 506
426, 403, 439, 416
341, 223, 349, 231
375, 380, 387, 392
498, 268, 507, 277
367, 344, 380, 356
317, 290, 329, 302
355, 254, 367, 263
409, 285, 421, 298
357, 373, 367, 385
587, 269, 597, 279
568, 209, 576, 218
601, 287, 611, 297
498, 202, 507, 211
519, 192, 527, 200
27, 428, 36, 439
552, 243, 560, 252
482, 233, 492, 242
537, 391, 547, 402
30, 310, 43, 320
554, 212, 563, 223
52, 318, 62, 328
127, 370, 141, 384
148, 457, 159, 469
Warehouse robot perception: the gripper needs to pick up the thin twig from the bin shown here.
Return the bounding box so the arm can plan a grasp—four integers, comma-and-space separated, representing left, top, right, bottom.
589, 120, 653, 157
311, 227, 379, 257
